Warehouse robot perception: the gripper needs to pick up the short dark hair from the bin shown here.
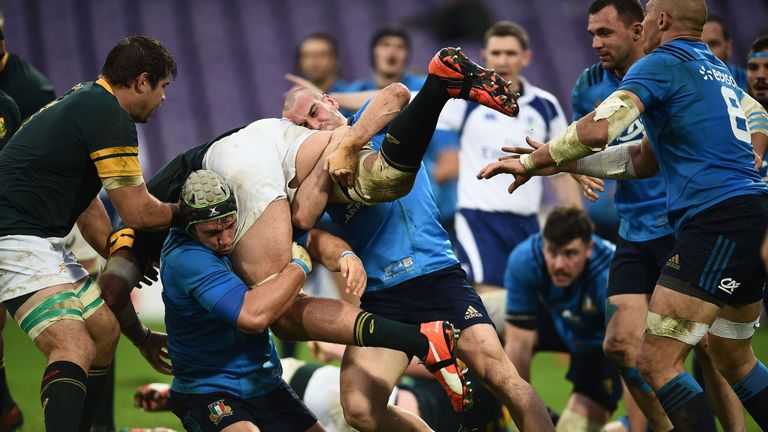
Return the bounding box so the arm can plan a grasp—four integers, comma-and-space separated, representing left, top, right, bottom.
101, 35, 177, 89
369, 25, 411, 67
483, 21, 529, 50
706, 14, 730, 41
749, 35, 768, 55
298, 32, 339, 59
588, 0, 645, 27
542, 207, 594, 248
296, 32, 339, 72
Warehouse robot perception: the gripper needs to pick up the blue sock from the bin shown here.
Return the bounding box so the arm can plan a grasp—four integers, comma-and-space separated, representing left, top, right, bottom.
656, 372, 716, 432
731, 360, 768, 428
620, 367, 654, 393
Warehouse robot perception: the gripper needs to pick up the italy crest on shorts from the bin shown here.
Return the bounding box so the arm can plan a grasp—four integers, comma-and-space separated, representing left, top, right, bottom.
0, 117, 6, 139
208, 399, 233, 425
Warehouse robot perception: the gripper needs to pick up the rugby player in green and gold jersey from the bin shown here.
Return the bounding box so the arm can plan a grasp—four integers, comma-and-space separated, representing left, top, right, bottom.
0, 35, 178, 432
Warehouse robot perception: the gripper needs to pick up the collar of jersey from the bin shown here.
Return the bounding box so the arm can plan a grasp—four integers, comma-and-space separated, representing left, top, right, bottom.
95, 77, 115, 95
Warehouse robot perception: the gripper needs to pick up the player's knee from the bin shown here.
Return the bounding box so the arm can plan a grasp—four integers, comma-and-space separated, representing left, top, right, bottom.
602, 333, 639, 367
90, 309, 120, 360
341, 398, 378, 431
49, 332, 97, 368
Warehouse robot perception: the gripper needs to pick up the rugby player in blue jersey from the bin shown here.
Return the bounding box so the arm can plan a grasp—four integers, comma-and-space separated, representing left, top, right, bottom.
504, 207, 619, 431
478, 1, 768, 430
572, 1, 744, 430
163, 170, 471, 431
282, 52, 555, 431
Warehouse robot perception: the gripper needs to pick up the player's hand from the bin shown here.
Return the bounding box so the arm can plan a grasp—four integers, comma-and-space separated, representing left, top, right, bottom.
496, 135, 547, 159
338, 251, 367, 297
476, 158, 532, 193
572, 174, 605, 202
324, 128, 359, 188
137, 330, 172, 375
139, 262, 160, 288
307, 341, 332, 362
284, 73, 322, 94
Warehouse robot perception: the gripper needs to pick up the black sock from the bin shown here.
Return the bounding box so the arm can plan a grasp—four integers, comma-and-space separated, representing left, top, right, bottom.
40, 360, 87, 432
732, 361, 768, 429
657, 372, 716, 432
0, 357, 14, 411
353, 312, 428, 359
79, 364, 112, 432
90, 363, 115, 432
380, 75, 450, 172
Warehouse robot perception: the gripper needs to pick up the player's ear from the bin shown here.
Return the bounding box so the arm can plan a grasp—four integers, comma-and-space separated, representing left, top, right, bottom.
586, 240, 595, 258
632, 23, 643, 41
658, 11, 671, 31
322, 94, 339, 110
522, 49, 533, 68
134, 72, 150, 94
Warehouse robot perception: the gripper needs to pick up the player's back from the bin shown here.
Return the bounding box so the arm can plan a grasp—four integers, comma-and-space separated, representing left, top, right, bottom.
0, 81, 137, 238
619, 39, 767, 229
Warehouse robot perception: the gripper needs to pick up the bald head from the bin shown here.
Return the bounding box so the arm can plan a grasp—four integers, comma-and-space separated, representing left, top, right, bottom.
282, 88, 322, 114
654, 0, 707, 33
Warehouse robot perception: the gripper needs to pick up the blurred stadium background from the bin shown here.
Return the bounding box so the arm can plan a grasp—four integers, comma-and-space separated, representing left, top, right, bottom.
4, 0, 768, 430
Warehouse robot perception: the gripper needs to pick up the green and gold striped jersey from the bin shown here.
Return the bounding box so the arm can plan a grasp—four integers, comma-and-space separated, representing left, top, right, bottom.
0, 78, 141, 237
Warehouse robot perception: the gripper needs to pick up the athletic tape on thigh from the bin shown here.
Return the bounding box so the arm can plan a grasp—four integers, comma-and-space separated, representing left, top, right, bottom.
708, 317, 759, 340
16, 290, 84, 340
555, 408, 603, 432
646, 311, 708, 345
74, 278, 104, 319
345, 150, 415, 205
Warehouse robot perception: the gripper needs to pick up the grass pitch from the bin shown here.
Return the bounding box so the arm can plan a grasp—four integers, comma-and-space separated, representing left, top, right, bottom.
5, 320, 766, 430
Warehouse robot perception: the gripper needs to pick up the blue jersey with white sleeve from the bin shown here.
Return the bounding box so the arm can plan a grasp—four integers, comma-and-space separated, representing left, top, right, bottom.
504, 234, 614, 354
160, 228, 282, 398
572, 63, 671, 242
324, 101, 459, 291
618, 40, 768, 230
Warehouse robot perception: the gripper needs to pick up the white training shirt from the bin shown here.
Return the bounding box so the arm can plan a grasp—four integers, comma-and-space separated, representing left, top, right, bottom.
436, 77, 567, 215
202, 118, 317, 244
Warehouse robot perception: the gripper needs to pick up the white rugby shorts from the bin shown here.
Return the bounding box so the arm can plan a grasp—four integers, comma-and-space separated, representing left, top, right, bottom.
0, 235, 89, 302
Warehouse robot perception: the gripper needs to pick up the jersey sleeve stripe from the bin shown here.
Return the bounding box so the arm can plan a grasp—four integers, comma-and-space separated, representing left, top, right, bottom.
93, 155, 142, 178
89, 146, 139, 160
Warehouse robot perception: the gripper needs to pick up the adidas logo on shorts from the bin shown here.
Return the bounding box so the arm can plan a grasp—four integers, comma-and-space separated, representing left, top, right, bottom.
464, 305, 483, 320
666, 254, 680, 270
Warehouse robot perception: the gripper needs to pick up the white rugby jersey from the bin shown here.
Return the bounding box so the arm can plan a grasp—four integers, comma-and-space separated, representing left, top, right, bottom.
436, 77, 567, 214
202, 118, 317, 244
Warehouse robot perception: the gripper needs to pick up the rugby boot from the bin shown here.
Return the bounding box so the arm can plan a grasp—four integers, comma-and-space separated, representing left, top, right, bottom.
428, 47, 520, 117
0, 403, 22, 432
419, 320, 472, 413
133, 383, 171, 412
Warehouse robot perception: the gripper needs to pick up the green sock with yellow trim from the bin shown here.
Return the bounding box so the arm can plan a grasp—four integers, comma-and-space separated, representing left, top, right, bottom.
40, 360, 87, 432
353, 311, 428, 359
